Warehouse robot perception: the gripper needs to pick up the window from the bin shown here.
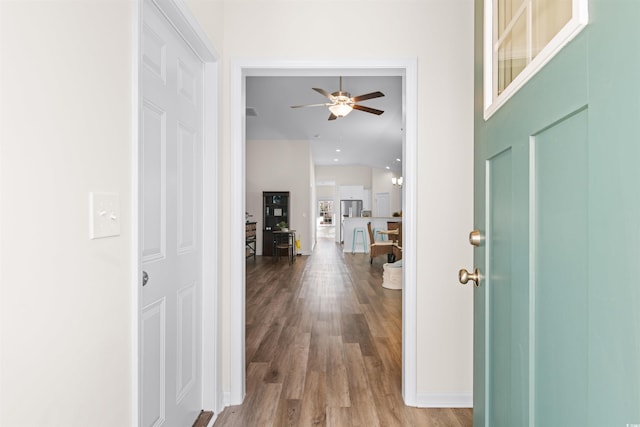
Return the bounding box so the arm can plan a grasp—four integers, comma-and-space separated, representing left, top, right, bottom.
484, 0, 588, 119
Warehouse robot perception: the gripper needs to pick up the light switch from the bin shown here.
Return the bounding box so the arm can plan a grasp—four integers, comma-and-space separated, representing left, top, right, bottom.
89, 192, 121, 239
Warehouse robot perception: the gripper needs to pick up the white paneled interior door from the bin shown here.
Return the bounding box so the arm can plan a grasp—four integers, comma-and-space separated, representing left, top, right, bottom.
374, 192, 390, 217
140, 0, 204, 425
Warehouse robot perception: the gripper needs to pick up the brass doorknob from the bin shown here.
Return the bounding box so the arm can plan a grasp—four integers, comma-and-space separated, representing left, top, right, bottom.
458, 268, 480, 286
469, 230, 483, 247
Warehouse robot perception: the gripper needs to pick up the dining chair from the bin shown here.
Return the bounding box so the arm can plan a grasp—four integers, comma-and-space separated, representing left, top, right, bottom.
274, 232, 294, 264
366, 222, 394, 264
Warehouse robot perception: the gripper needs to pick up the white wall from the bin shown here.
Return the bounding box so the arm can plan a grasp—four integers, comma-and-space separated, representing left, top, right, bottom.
315, 164, 372, 188
192, 0, 475, 403
1, 2, 134, 425
246, 140, 313, 255
413, 1, 474, 399
315, 184, 336, 200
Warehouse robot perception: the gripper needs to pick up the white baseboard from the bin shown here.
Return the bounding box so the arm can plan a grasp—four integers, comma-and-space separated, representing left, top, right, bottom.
211, 390, 242, 423
209, 391, 232, 424
223, 391, 231, 407
206, 413, 218, 427
415, 392, 473, 408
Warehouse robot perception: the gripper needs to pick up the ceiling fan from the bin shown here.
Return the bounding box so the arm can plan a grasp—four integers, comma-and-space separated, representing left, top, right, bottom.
290, 77, 385, 121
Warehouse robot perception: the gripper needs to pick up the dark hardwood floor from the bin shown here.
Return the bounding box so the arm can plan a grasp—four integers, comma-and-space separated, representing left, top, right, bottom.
214, 237, 473, 426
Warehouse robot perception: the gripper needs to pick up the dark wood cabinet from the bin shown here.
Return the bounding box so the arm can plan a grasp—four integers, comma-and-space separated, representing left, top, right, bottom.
262, 191, 289, 256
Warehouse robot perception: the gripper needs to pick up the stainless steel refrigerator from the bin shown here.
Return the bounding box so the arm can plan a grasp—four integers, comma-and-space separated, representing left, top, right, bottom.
339, 199, 363, 242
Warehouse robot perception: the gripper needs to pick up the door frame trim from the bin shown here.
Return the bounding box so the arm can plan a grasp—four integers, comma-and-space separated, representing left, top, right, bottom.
229, 58, 419, 405
132, 0, 221, 423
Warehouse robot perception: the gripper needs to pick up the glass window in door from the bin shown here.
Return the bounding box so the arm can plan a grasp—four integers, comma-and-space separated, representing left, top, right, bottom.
485, 0, 588, 118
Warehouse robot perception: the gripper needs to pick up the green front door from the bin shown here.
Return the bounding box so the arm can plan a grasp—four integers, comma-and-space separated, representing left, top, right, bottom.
473, 1, 640, 426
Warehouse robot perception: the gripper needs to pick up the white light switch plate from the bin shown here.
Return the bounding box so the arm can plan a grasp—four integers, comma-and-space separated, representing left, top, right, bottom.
89, 192, 121, 239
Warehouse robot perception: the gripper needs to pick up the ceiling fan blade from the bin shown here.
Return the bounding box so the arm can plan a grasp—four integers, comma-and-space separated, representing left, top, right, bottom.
290, 103, 332, 108
312, 87, 333, 99
353, 104, 384, 115
328, 113, 338, 121
352, 91, 385, 103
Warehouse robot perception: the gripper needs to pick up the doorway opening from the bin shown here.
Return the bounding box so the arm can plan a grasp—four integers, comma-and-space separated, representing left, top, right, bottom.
230, 59, 418, 405
317, 199, 335, 240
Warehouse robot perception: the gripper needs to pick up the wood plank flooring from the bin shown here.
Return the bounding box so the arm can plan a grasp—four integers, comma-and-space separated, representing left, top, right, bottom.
214, 237, 473, 427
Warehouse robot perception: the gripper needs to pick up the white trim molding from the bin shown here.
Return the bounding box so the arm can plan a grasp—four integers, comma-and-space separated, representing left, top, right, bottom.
130, 3, 142, 425
201, 56, 222, 413
415, 392, 473, 408
229, 60, 247, 405
402, 59, 418, 407
229, 57, 419, 407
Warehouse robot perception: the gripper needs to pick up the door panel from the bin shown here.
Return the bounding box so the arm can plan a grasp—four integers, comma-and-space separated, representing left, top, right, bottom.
141, 0, 203, 425
141, 100, 166, 263
532, 108, 588, 426
176, 283, 197, 402
486, 147, 528, 427
177, 125, 197, 254
474, 1, 640, 426
142, 299, 166, 427
587, 3, 640, 424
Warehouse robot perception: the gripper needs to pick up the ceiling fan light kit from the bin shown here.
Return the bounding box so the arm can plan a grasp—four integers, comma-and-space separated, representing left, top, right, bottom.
328, 102, 353, 117
291, 76, 385, 121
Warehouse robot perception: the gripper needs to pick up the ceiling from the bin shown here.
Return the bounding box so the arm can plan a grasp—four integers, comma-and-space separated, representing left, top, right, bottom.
245, 75, 404, 172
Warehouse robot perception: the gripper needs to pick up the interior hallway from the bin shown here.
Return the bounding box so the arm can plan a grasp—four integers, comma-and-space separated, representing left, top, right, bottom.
214, 237, 472, 426
316, 223, 336, 240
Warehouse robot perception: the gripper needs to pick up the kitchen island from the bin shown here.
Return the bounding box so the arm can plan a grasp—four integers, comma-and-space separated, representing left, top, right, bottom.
342, 217, 401, 253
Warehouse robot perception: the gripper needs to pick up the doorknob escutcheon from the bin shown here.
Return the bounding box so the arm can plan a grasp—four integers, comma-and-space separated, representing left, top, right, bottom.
142, 271, 149, 287
459, 268, 480, 287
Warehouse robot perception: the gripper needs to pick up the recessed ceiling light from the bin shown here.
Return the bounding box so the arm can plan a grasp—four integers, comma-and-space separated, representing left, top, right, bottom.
385, 166, 390, 170
336, 149, 341, 152
396, 158, 401, 162
334, 158, 339, 162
